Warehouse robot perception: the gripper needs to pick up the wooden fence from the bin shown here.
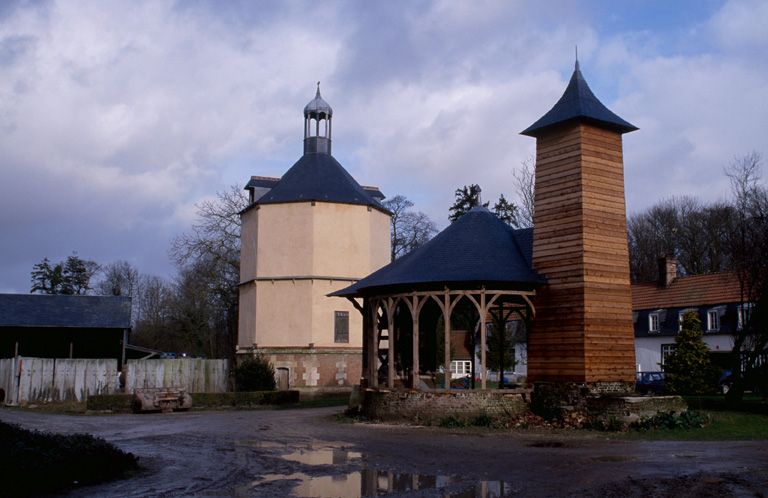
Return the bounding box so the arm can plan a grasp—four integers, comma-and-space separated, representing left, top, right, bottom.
0, 357, 229, 406
0, 357, 117, 405
124, 358, 229, 393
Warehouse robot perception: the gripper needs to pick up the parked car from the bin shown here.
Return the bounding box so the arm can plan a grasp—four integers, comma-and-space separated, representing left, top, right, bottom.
636, 371, 665, 394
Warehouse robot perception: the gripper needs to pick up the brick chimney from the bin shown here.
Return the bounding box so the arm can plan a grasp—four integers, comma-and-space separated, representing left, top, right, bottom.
657, 256, 677, 288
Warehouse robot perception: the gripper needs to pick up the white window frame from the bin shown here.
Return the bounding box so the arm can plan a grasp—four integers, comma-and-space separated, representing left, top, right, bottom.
648, 313, 660, 333
449, 360, 472, 377
707, 309, 720, 332
661, 344, 676, 369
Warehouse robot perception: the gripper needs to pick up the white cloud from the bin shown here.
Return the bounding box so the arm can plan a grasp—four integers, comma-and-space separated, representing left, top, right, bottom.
0, 0, 767, 291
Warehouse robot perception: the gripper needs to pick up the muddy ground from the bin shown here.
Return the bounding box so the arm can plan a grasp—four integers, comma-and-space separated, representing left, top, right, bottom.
1, 406, 767, 497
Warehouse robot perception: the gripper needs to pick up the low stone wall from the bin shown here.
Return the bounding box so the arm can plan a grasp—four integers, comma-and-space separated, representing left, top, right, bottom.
531, 382, 686, 423
362, 389, 530, 425
587, 395, 688, 423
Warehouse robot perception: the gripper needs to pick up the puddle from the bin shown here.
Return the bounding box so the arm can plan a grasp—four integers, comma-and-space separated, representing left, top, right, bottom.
243, 442, 514, 497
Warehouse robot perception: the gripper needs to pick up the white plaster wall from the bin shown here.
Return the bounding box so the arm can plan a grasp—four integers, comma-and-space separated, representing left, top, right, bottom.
238, 200, 390, 351
635, 333, 736, 372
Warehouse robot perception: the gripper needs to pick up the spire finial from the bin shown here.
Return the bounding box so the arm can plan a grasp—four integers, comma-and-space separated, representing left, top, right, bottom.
316, 81, 321, 97
575, 45, 580, 71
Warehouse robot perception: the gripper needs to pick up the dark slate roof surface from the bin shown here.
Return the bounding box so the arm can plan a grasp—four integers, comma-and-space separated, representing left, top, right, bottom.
332, 207, 544, 297
0, 294, 132, 328
256, 153, 388, 213
521, 61, 637, 136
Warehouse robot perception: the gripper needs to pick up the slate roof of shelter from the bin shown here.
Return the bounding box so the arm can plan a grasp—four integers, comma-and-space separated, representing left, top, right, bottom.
254, 153, 389, 213
0, 294, 132, 329
631, 272, 743, 310
331, 206, 545, 297
521, 61, 638, 137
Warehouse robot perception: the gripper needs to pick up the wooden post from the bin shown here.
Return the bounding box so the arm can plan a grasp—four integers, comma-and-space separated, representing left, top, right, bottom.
370, 302, 379, 388
14, 341, 19, 358
411, 295, 420, 389
386, 298, 396, 389
69, 342, 73, 359
443, 292, 451, 391
480, 291, 487, 390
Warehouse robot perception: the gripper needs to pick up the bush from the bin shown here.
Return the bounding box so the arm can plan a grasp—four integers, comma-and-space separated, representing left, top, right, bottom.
0, 422, 138, 497
632, 410, 709, 431
235, 354, 276, 391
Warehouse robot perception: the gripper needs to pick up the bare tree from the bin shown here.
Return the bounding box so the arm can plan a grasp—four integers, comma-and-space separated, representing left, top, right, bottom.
95, 260, 141, 324
170, 185, 249, 360
725, 152, 768, 400
512, 157, 535, 228
383, 195, 438, 261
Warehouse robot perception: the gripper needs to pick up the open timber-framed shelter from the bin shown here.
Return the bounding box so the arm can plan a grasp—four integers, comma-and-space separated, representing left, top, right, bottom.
332, 206, 545, 390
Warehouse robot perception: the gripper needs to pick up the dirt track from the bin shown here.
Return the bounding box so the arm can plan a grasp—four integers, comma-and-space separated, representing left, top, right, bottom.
1, 406, 767, 497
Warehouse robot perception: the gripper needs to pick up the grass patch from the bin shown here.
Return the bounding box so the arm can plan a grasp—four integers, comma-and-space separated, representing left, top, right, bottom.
619, 410, 768, 440
0, 421, 139, 497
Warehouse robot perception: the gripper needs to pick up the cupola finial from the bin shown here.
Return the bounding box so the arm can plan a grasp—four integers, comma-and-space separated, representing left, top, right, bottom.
316, 81, 321, 97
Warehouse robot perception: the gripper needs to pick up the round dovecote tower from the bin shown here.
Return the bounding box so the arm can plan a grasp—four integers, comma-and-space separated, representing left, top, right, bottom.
237, 85, 392, 391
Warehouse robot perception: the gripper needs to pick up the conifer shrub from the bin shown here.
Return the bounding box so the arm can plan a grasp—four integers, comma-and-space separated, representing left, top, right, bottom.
234, 354, 277, 391
664, 311, 718, 394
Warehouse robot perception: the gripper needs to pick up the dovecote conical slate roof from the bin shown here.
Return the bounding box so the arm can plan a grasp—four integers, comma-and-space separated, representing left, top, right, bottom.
521, 61, 637, 136
256, 153, 388, 212
331, 206, 544, 297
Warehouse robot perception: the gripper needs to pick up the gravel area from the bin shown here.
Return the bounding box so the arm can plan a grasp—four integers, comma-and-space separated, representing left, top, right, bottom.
1, 406, 767, 497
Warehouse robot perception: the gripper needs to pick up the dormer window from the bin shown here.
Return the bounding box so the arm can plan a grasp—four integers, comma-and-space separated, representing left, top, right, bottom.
707, 310, 720, 332
648, 312, 660, 333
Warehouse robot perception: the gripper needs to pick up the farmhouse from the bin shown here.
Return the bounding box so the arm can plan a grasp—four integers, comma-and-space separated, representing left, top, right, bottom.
633, 257, 746, 373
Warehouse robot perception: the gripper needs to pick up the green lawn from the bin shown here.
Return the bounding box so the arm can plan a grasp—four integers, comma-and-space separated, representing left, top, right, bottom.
620, 410, 768, 440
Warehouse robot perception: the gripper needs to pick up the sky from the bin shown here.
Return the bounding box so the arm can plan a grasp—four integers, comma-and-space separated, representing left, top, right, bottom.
1, 0, 767, 293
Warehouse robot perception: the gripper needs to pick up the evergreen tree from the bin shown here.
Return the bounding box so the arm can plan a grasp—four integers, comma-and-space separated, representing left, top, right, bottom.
664, 311, 716, 394
449, 184, 520, 227
449, 184, 486, 222
492, 194, 519, 227
30, 254, 98, 295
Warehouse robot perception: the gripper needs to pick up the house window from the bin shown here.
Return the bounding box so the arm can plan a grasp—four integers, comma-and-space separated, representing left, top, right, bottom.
661, 344, 676, 369
334, 311, 349, 343
707, 310, 720, 332
737, 304, 754, 331
449, 360, 472, 376
649, 313, 660, 333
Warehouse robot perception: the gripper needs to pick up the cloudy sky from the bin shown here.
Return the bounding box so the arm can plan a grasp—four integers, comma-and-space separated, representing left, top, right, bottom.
1, 0, 766, 292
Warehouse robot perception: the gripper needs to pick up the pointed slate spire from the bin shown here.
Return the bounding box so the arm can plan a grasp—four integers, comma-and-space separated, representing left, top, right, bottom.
521, 60, 637, 137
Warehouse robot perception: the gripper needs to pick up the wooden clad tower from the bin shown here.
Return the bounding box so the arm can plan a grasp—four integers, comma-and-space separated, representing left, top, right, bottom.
522, 60, 638, 384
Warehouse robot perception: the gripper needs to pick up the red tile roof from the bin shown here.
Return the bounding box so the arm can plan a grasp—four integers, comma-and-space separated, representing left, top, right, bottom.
632, 272, 744, 310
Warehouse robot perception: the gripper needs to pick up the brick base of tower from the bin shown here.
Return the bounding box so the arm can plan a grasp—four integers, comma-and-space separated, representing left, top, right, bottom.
528, 122, 636, 383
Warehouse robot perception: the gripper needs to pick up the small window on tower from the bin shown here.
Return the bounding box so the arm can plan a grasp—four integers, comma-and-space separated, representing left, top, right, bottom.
334, 311, 349, 343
